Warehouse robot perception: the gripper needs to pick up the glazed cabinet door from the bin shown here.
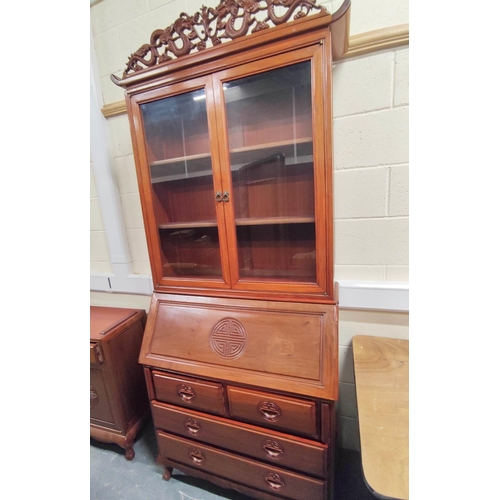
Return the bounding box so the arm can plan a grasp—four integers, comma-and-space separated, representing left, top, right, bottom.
128, 42, 333, 298
129, 76, 232, 289
213, 44, 332, 296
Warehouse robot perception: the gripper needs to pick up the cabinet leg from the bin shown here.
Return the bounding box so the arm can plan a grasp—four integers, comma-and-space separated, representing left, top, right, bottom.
163, 467, 173, 481
125, 446, 135, 461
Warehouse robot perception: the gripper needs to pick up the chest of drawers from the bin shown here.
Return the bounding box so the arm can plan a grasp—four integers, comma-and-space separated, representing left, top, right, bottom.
90, 306, 149, 460
140, 293, 338, 499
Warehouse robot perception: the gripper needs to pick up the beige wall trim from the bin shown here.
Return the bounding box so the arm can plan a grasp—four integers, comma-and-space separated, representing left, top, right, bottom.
101, 23, 409, 118
344, 24, 409, 59
102, 100, 128, 118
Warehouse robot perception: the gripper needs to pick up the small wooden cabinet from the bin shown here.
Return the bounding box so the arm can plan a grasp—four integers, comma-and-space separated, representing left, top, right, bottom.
111, 0, 350, 497
90, 306, 149, 460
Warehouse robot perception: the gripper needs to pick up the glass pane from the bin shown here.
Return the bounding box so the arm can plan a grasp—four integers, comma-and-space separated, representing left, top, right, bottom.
224, 61, 316, 282
140, 89, 222, 279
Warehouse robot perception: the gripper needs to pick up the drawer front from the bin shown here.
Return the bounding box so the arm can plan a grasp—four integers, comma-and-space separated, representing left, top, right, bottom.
152, 401, 327, 477
228, 386, 317, 438
152, 371, 225, 416
157, 431, 326, 500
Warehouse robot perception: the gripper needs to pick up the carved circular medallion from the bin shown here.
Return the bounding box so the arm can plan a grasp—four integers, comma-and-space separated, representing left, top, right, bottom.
210, 317, 247, 359
90, 385, 99, 408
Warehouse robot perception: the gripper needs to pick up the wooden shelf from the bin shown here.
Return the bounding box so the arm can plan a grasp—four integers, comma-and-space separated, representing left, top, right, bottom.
158, 217, 315, 231
149, 138, 313, 183
230, 138, 313, 169
158, 221, 218, 229
236, 216, 315, 226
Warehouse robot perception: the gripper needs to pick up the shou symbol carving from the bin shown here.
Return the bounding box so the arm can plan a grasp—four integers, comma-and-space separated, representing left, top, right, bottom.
210, 317, 247, 359
122, 0, 325, 76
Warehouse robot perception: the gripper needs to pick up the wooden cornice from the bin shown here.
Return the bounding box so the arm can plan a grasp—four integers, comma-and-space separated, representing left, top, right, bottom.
101, 23, 409, 118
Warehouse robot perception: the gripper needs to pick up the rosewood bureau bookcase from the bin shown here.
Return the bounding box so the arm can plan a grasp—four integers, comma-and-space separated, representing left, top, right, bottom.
111, 0, 351, 498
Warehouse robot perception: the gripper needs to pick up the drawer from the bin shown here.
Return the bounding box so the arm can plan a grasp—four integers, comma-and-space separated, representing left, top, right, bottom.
152, 371, 225, 416
90, 343, 102, 364
152, 401, 327, 477
157, 431, 326, 500
227, 386, 317, 438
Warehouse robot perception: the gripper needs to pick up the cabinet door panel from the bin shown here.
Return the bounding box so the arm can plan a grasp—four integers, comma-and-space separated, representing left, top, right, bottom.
223, 61, 316, 283
209, 43, 331, 296
90, 368, 116, 428
133, 78, 230, 285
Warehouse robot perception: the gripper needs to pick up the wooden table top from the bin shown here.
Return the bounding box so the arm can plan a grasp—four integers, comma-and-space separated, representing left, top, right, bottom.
352, 335, 409, 500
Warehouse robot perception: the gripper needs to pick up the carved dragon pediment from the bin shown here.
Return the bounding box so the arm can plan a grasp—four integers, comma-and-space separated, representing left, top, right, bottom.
121, 0, 327, 77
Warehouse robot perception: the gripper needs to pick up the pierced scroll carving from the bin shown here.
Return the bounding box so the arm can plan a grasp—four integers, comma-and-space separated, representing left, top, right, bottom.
122, 0, 326, 77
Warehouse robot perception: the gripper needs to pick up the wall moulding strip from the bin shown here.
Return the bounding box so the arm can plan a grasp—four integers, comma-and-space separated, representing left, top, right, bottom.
343, 24, 409, 59
100, 23, 409, 119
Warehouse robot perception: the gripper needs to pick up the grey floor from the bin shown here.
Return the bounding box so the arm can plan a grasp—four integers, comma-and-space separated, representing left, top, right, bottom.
90, 420, 378, 500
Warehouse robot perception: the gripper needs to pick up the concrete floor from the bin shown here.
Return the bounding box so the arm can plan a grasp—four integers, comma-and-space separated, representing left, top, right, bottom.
90, 420, 378, 500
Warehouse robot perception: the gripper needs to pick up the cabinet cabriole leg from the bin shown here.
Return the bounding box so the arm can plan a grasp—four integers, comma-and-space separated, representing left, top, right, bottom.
125, 446, 135, 460
163, 467, 173, 481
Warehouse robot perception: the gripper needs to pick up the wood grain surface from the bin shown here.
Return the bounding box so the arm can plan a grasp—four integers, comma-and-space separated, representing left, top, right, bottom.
352, 335, 409, 500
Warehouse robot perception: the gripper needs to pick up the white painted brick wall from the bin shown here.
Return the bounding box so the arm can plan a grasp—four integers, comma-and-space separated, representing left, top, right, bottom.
335, 166, 389, 219
126, 228, 151, 274
335, 218, 409, 265
334, 265, 386, 281
121, 192, 145, 230
386, 265, 409, 281
115, 155, 140, 194
394, 48, 409, 106
90, 231, 113, 274
108, 115, 134, 158
349, 0, 409, 35
333, 52, 394, 117
389, 164, 409, 216
334, 107, 409, 168
90, 162, 113, 274
332, 46, 409, 287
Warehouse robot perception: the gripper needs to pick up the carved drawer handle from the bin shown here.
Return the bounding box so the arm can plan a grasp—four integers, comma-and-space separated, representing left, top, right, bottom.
184, 417, 201, 435
263, 440, 284, 459
215, 191, 223, 202
265, 472, 285, 491
222, 190, 230, 202
178, 384, 196, 402
189, 448, 205, 465
259, 401, 281, 421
